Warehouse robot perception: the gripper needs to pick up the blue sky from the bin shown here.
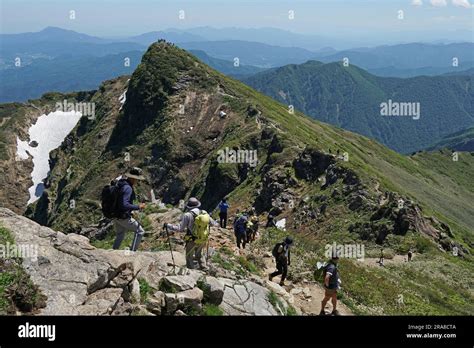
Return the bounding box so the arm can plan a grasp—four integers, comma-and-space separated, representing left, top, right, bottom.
1, 0, 473, 42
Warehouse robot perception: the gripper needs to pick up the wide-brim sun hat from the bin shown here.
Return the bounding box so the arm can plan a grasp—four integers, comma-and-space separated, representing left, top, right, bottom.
125, 167, 146, 180
186, 197, 201, 209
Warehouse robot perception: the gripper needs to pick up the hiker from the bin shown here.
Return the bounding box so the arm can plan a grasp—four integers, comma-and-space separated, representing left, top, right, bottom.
218, 198, 229, 228
248, 209, 259, 242
233, 212, 248, 249
166, 197, 217, 270
245, 219, 254, 244
266, 213, 276, 228
269, 236, 293, 286
407, 250, 413, 262
320, 254, 341, 316
111, 167, 146, 251
379, 247, 384, 266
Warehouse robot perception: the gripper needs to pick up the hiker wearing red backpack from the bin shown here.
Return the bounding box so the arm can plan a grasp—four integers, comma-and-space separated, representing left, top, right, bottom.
166, 197, 217, 270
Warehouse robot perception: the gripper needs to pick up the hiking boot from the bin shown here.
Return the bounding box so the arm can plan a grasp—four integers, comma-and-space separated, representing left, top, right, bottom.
279, 281, 285, 286
331, 310, 341, 316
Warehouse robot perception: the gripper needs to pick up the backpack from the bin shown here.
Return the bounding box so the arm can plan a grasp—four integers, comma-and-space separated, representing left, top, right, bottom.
191, 210, 211, 245
313, 261, 329, 282
101, 180, 121, 219
272, 243, 285, 258
234, 215, 248, 234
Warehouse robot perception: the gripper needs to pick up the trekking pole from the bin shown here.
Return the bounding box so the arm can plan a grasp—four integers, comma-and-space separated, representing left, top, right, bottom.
206, 225, 210, 264
164, 224, 176, 274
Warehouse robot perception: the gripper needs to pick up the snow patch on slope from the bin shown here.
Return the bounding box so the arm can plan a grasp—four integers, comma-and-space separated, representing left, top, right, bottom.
16, 111, 82, 204
119, 89, 127, 110
16, 137, 30, 160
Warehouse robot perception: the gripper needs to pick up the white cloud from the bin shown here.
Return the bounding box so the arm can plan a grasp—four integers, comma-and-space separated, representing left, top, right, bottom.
451, 0, 473, 8
430, 0, 448, 6
412, 0, 423, 6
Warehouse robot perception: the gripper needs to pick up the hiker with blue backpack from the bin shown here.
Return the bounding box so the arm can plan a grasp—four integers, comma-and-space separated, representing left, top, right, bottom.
233, 212, 249, 249
165, 197, 217, 270
101, 167, 147, 252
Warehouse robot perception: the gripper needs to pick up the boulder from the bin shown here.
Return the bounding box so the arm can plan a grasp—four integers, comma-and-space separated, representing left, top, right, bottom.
164, 288, 203, 314
177, 288, 204, 311
164, 293, 180, 314
160, 275, 197, 292
220, 280, 279, 315
146, 291, 165, 315
134, 305, 155, 316
201, 276, 225, 305
111, 298, 134, 316
293, 148, 335, 181
76, 288, 123, 315
265, 281, 295, 304
348, 195, 366, 211
129, 278, 141, 303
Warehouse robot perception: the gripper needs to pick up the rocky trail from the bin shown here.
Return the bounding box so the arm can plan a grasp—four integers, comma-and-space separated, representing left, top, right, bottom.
148, 208, 353, 316
1, 207, 350, 316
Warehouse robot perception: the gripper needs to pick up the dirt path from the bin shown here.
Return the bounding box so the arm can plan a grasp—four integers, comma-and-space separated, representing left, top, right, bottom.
226, 230, 353, 316
359, 254, 411, 268
260, 255, 353, 316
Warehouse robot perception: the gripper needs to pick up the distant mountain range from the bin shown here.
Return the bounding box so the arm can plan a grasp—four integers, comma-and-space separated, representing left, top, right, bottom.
244, 60, 474, 154
177, 40, 317, 68
312, 42, 474, 77
189, 50, 266, 78
426, 127, 474, 152
0, 27, 143, 67
2, 27, 473, 72
0, 51, 143, 102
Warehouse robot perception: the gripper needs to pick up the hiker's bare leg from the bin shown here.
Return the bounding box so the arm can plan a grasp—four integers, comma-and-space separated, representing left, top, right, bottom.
331, 293, 337, 311
321, 295, 331, 312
